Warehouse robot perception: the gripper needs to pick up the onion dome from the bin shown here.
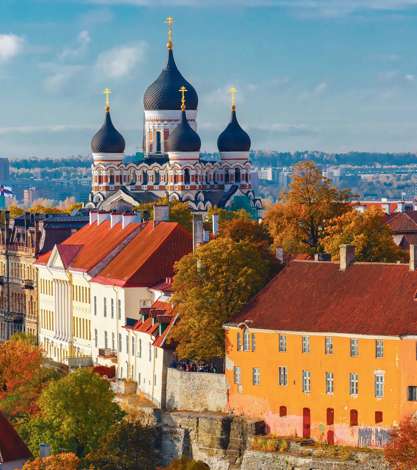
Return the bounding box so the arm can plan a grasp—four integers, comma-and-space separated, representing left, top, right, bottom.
91, 88, 125, 154
217, 109, 251, 152
167, 110, 201, 152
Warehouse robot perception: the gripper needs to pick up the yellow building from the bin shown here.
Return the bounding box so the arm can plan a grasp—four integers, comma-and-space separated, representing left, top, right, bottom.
225, 245, 417, 448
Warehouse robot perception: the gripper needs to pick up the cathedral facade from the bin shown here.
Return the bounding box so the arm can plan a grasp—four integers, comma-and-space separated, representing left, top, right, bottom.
86, 19, 261, 214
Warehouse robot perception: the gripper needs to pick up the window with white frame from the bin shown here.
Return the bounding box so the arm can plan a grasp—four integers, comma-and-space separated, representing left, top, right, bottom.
118, 333, 122, 352
132, 337, 135, 355
376, 340, 384, 358
237, 332, 241, 351
148, 342, 152, 362
349, 372, 359, 395
111, 298, 114, 319
104, 331, 108, 349
302, 370, 311, 393
252, 367, 260, 385
251, 333, 256, 352
94, 296, 97, 316
118, 299, 121, 320
350, 338, 359, 357
325, 371, 334, 394
233, 366, 241, 384
112, 332, 115, 351
126, 335, 129, 354
375, 373, 384, 398
94, 329, 98, 348
302, 336, 310, 353
325, 337, 333, 354
103, 297, 107, 317
138, 338, 142, 358
243, 330, 250, 351
278, 366, 288, 386
279, 334, 287, 352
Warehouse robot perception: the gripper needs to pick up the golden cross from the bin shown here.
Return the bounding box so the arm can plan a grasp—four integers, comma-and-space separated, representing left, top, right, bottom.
229, 86, 237, 111
103, 87, 112, 112
165, 16, 174, 49
179, 85, 187, 111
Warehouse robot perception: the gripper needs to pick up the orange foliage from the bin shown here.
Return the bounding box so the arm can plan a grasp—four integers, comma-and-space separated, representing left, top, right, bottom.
384, 416, 417, 469
22, 452, 80, 470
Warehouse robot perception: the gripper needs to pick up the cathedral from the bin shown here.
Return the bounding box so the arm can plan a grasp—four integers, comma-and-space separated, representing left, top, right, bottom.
86, 18, 262, 215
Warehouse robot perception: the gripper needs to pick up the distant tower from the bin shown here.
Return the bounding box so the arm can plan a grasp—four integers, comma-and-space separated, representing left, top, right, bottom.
143, 16, 198, 161
90, 88, 126, 196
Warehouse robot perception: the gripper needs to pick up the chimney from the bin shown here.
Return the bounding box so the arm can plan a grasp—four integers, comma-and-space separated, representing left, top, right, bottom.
192, 213, 204, 251
39, 443, 51, 458
409, 245, 417, 271
153, 205, 169, 224
212, 214, 219, 237
89, 211, 98, 225
339, 244, 355, 271
110, 212, 122, 229
97, 211, 110, 225
122, 212, 139, 229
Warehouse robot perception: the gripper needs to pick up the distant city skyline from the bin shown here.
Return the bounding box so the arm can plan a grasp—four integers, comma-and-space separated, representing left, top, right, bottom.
3, 1, 417, 156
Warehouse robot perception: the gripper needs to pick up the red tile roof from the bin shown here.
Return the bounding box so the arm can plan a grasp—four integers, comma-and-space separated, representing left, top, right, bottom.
387, 211, 417, 233
92, 222, 192, 287
56, 244, 83, 268
231, 260, 417, 337
0, 411, 32, 463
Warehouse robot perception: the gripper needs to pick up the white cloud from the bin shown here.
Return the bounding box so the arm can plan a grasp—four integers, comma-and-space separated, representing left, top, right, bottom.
252, 122, 317, 136
59, 30, 91, 60
43, 65, 86, 94
298, 81, 328, 101
0, 34, 24, 63
95, 42, 147, 79
0, 125, 92, 136
378, 70, 416, 85
80, 8, 113, 27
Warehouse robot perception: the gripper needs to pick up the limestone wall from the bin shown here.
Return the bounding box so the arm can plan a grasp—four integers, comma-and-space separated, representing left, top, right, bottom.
165, 368, 227, 412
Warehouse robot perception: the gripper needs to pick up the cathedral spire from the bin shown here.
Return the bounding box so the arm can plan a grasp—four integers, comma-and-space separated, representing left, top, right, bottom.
165, 16, 174, 50
179, 85, 187, 112
229, 86, 237, 112
104, 87, 111, 112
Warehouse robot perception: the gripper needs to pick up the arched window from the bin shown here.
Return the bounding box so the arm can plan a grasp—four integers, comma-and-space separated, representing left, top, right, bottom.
142, 170, 148, 185
225, 169, 230, 184
109, 171, 115, 185
235, 168, 241, 183
154, 171, 160, 185
129, 171, 136, 185
184, 169, 191, 185
213, 171, 217, 184
156, 131, 162, 153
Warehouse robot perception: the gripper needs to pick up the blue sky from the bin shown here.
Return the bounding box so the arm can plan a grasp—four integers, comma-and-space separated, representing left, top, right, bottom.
3, 0, 417, 157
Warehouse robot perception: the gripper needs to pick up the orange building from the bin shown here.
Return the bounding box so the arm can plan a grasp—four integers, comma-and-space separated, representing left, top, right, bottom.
225, 245, 417, 448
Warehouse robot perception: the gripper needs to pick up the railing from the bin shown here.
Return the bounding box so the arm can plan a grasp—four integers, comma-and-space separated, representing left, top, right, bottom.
98, 348, 117, 358
0, 243, 36, 255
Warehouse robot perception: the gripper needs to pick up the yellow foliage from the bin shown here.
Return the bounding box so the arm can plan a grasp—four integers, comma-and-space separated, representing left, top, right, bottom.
22, 452, 80, 470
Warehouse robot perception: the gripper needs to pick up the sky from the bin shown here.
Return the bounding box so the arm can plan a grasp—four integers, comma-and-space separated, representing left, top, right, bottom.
3, 1, 417, 157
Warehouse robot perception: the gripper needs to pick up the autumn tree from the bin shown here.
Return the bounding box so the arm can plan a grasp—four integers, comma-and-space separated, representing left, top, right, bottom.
171, 238, 274, 360
20, 368, 124, 457
265, 161, 352, 255
0, 334, 44, 419
22, 452, 80, 470
134, 198, 192, 232
385, 416, 417, 469
160, 458, 210, 470
322, 207, 406, 262
86, 420, 157, 470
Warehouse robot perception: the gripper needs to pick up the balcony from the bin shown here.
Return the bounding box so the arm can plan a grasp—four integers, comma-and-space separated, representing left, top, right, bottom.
98, 348, 117, 359
23, 279, 34, 290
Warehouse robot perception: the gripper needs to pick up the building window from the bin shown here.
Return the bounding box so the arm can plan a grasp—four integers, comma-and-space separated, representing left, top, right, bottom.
94, 329, 98, 348
376, 340, 384, 358
302, 370, 311, 393
251, 333, 256, 352
138, 338, 142, 358
375, 373, 384, 398
326, 408, 334, 425
149, 343, 152, 362
350, 338, 359, 357
279, 406, 287, 417
349, 372, 359, 395
302, 336, 310, 353
252, 367, 260, 385
184, 168, 191, 185
278, 366, 288, 386
118, 333, 122, 353
103, 298, 107, 317
350, 409, 358, 426
325, 372, 334, 394
118, 299, 121, 320
111, 298, 114, 319
243, 330, 250, 352
104, 331, 108, 349
94, 296, 97, 316
126, 336, 129, 354
237, 332, 241, 351
132, 337, 135, 356
279, 334, 287, 352
375, 411, 383, 424
112, 332, 115, 351
233, 366, 241, 384
408, 386, 417, 401
325, 336, 333, 354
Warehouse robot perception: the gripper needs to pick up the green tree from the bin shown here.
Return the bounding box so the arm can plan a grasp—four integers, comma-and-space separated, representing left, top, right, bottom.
171, 238, 273, 360
86, 420, 157, 470
160, 457, 210, 470
265, 161, 352, 255
20, 369, 124, 457
322, 207, 406, 262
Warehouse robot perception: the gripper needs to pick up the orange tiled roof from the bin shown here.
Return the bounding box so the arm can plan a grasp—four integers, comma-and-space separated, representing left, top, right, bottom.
0, 411, 32, 463
231, 260, 417, 337
92, 221, 192, 287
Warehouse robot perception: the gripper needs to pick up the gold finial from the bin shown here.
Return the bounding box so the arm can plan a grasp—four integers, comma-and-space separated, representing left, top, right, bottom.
229, 86, 237, 111
165, 16, 174, 50
103, 87, 112, 112
179, 85, 187, 112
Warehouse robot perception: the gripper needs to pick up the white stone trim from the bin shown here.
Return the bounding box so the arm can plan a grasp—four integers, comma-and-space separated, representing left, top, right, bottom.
92, 152, 124, 163
220, 151, 250, 161
145, 110, 197, 121
168, 151, 200, 162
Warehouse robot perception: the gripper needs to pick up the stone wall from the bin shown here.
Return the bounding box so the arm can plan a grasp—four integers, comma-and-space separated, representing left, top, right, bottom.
165, 368, 227, 412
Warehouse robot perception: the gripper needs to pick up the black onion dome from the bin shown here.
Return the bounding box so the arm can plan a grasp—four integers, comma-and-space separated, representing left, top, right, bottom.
144, 49, 198, 111
217, 110, 251, 152
167, 110, 201, 152
91, 111, 125, 153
